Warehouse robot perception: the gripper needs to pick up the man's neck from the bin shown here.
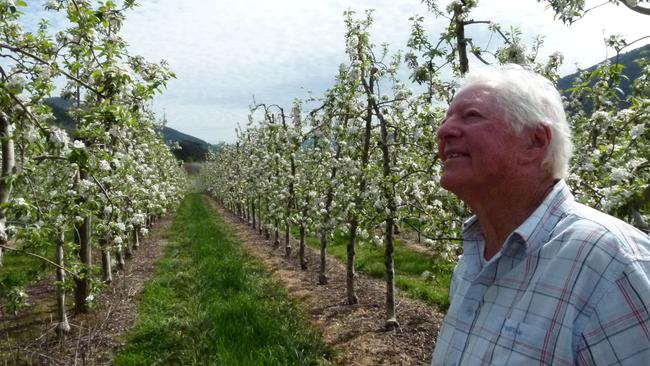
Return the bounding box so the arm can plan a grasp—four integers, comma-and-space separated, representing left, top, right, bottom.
469, 177, 557, 261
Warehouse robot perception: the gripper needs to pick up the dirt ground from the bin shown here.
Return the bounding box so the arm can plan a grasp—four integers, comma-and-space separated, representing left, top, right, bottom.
214, 201, 444, 366
1, 198, 445, 365
0, 217, 172, 366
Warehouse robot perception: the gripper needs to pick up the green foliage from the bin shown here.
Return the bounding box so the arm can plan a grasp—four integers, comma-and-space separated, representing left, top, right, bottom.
0, 245, 52, 314
201, 0, 649, 329
298, 228, 453, 309
0, 0, 187, 326
114, 194, 334, 366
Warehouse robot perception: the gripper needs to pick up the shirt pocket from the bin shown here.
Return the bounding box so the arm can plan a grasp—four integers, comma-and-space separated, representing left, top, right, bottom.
491, 318, 549, 364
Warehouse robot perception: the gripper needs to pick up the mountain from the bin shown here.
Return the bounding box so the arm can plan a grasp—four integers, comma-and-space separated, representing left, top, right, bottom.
160, 125, 214, 162
45, 96, 76, 134
44, 97, 213, 162
557, 43, 650, 108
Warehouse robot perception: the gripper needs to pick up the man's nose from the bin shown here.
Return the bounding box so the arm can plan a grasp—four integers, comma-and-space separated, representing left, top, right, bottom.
437, 117, 461, 142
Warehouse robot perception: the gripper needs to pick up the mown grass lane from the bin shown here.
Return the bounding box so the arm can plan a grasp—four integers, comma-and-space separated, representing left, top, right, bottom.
114, 194, 334, 365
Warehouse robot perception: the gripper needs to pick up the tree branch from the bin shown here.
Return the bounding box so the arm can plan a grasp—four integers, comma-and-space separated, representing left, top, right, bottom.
0, 244, 76, 275
620, 0, 650, 16
0, 43, 106, 98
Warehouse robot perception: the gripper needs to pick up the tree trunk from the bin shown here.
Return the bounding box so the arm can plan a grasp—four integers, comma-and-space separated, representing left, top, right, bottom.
284, 221, 291, 257
264, 198, 270, 239
346, 218, 359, 305
100, 233, 112, 284
0, 112, 14, 265
55, 230, 70, 338
258, 195, 264, 235
345, 71, 375, 306
273, 222, 280, 248
299, 223, 307, 270
115, 241, 125, 270
453, 1, 469, 75
319, 231, 328, 284
319, 143, 341, 285
74, 212, 92, 313
125, 230, 134, 258
384, 214, 398, 331
378, 104, 399, 331
133, 226, 140, 250
252, 200, 256, 229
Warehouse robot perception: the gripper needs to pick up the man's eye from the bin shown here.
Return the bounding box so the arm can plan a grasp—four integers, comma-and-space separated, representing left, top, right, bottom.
464, 110, 482, 118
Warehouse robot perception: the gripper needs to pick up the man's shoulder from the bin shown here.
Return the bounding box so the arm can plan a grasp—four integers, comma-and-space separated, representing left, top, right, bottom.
556, 201, 650, 261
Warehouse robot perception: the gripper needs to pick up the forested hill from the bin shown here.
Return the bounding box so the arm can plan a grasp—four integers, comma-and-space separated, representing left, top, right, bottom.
557, 43, 650, 96
44, 97, 214, 162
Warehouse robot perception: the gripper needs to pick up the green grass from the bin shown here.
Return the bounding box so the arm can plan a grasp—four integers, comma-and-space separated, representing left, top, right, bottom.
299, 228, 454, 309
0, 244, 53, 313
114, 194, 334, 366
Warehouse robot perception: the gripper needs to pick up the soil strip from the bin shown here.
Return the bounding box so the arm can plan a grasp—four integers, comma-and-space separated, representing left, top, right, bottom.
213, 200, 444, 366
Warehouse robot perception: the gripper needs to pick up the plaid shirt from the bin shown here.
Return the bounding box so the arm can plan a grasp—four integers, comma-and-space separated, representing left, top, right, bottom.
431, 180, 650, 366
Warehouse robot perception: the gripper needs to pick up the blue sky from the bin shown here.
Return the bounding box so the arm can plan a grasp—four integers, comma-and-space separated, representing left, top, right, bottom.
23, 1, 650, 143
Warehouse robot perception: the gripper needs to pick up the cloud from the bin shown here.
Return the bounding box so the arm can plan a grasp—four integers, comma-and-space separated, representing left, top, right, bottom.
18, 1, 650, 144
123, 0, 435, 143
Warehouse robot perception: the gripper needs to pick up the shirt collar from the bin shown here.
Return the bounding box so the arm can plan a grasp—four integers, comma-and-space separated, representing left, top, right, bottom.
510, 179, 574, 254
462, 214, 481, 239
461, 180, 574, 256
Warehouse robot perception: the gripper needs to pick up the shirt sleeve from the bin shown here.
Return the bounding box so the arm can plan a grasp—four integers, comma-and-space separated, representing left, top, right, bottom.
576, 261, 650, 365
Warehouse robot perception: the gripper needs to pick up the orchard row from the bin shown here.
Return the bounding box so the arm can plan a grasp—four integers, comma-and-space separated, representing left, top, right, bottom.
202, 8, 649, 329
0, 0, 186, 337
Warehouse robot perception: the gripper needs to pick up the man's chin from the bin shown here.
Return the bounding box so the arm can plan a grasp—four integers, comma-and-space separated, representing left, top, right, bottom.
439, 175, 457, 191
440, 174, 468, 196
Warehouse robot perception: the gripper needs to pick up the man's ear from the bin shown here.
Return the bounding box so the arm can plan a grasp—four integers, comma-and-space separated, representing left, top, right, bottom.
519, 123, 551, 165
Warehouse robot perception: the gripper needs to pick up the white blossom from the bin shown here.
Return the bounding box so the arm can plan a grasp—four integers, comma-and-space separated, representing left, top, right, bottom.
78, 179, 94, 195
630, 124, 645, 139
610, 167, 628, 182
0, 219, 6, 241
49, 127, 70, 147
26, 128, 39, 143
98, 160, 111, 171
583, 161, 595, 172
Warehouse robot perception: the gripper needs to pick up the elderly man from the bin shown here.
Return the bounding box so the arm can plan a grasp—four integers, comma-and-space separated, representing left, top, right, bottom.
431, 64, 650, 365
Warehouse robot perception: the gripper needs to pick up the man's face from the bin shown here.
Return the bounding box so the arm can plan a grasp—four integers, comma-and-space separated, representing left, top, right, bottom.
437, 84, 527, 199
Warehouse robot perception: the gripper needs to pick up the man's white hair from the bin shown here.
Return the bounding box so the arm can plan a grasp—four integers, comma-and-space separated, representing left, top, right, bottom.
457, 64, 573, 179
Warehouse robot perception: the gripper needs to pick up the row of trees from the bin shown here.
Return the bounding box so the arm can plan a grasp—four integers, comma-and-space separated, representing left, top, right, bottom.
202, 1, 649, 330
0, 0, 186, 337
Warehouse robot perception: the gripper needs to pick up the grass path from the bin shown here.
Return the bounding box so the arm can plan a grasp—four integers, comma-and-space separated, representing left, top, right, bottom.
114, 194, 334, 365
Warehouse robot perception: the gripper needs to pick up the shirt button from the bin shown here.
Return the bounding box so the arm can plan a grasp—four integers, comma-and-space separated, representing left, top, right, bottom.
465, 306, 474, 316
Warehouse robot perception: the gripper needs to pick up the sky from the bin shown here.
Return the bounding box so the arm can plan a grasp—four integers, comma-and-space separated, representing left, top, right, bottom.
23, 1, 650, 144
